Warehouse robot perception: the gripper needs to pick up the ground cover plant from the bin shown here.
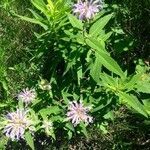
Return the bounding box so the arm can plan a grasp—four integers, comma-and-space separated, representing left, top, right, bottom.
0, 0, 150, 149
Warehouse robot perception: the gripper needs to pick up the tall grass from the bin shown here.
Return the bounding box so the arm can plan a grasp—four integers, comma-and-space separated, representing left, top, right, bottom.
0, 0, 37, 98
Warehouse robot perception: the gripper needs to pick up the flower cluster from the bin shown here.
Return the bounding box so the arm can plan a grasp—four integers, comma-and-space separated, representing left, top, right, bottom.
73, 0, 103, 20
18, 88, 36, 104
3, 86, 93, 141
4, 109, 34, 140
67, 101, 93, 126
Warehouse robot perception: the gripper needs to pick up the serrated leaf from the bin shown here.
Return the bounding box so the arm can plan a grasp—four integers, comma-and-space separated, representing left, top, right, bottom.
100, 73, 116, 86
86, 38, 107, 53
119, 92, 148, 117
98, 51, 124, 77
39, 106, 60, 118
100, 31, 113, 41
68, 14, 83, 30
61, 91, 72, 104
31, 98, 42, 107
86, 38, 124, 77
51, 116, 63, 122
136, 82, 150, 93
50, 130, 56, 140
76, 33, 85, 44
124, 74, 141, 90
142, 99, 150, 115
89, 14, 113, 37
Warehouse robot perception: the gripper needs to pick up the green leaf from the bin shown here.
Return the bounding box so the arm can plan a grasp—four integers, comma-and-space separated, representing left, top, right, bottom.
99, 124, 108, 134
98, 52, 124, 77
124, 74, 141, 90
65, 122, 75, 132
80, 122, 88, 139
39, 106, 60, 118
92, 98, 112, 113
28, 9, 44, 20
15, 14, 48, 30
0, 136, 8, 149
68, 130, 73, 140
24, 132, 35, 150
31, 0, 48, 16
89, 14, 113, 37
1, 80, 9, 93
77, 66, 82, 85
51, 116, 63, 122
61, 91, 72, 104
142, 99, 150, 115
76, 33, 85, 44
100, 31, 113, 41
90, 54, 102, 83
100, 73, 116, 86
86, 38, 124, 77
47, 0, 54, 14
104, 111, 114, 120
0, 103, 7, 107
68, 14, 83, 30
50, 129, 56, 140
136, 82, 150, 93
18, 100, 24, 109
86, 37, 107, 53
119, 92, 148, 117
31, 98, 42, 107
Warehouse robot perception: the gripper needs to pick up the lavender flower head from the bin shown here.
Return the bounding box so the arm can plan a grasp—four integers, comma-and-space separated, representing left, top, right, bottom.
67, 101, 93, 126
4, 109, 33, 140
18, 88, 36, 104
73, 0, 103, 20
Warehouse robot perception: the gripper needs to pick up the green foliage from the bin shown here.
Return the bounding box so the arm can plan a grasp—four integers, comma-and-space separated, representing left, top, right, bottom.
0, 0, 149, 149
68, 14, 83, 30
118, 93, 148, 117
25, 132, 35, 150
89, 13, 113, 37
15, 0, 70, 32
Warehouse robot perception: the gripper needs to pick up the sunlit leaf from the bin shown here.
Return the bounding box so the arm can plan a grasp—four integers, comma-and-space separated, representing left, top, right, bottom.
89, 14, 113, 37
24, 132, 35, 150
119, 92, 148, 117
68, 14, 83, 30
